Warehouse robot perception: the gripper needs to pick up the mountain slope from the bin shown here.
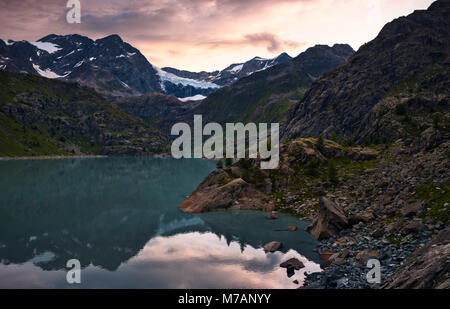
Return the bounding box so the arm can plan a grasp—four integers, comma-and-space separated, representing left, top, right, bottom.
112, 93, 198, 134
0, 71, 167, 157
186, 44, 354, 124
283, 0, 450, 144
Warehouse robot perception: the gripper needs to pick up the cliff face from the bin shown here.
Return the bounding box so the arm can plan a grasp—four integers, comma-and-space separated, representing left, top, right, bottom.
283, 0, 450, 144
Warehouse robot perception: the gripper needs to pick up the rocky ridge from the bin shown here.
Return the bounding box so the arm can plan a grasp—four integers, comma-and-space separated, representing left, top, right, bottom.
283, 0, 450, 145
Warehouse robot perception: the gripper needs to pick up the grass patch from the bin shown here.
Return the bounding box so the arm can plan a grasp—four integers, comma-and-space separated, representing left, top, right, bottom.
415, 182, 450, 224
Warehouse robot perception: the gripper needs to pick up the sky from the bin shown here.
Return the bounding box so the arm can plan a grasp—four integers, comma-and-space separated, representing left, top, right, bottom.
0, 0, 436, 72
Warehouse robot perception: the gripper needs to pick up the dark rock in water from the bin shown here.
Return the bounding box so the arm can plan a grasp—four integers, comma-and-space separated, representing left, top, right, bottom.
306, 197, 349, 240
285, 226, 298, 232
280, 258, 305, 270
382, 227, 450, 289
286, 266, 296, 278
263, 241, 282, 253
267, 212, 278, 220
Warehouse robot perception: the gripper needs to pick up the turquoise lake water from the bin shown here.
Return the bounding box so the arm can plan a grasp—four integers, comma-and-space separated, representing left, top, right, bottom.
0, 157, 320, 288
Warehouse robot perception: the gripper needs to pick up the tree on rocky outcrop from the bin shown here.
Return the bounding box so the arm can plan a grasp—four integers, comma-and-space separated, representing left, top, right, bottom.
317, 136, 325, 154
225, 158, 233, 168
328, 159, 338, 184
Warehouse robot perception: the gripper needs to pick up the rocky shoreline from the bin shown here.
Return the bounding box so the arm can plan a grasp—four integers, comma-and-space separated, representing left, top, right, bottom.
179, 135, 450, 289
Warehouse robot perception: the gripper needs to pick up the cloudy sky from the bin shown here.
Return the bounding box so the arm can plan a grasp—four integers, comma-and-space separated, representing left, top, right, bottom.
0, 0, 435, 71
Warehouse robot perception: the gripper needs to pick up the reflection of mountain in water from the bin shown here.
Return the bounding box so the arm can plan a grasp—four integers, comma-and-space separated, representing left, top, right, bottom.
0, 157, 215, 271
0, 157, 318, 273
197, 211, 319, 263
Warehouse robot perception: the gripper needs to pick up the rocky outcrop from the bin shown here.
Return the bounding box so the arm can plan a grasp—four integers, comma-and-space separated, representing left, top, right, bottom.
179, 169, 273, 213
306, 197, 350, 240
179, 137, 378, 215
382, 227, 450, 289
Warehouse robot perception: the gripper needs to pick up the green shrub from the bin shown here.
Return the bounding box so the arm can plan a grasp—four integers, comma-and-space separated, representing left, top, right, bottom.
216, 159, 223, 169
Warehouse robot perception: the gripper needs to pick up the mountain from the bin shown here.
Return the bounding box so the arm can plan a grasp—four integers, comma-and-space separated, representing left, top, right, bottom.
184, 44, 354, 124
162, 52, 293, 87
283, 0, 450, 145
0, 70, 167, 157
0, 34, 219, 99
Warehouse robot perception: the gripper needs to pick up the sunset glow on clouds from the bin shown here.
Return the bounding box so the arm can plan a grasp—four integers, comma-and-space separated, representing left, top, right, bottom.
0, 0, 435, 71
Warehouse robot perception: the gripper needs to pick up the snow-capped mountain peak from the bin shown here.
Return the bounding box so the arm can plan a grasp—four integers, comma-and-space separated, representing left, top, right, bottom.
0, 34, 293, 99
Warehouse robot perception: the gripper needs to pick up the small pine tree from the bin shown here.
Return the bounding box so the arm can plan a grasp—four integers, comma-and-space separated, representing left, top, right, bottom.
216, 159, 223, 169
225, 158, 233, 168
317, 136, 325, 153
330, 131, 338, 142
306, 159, 319, 177
241, 169, 250, 182
327, 159, 338, 184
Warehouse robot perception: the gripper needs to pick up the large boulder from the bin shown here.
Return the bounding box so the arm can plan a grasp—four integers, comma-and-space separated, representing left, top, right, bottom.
400, 201, 423, 217
382, 227, 450, 289
355, 250, 379, 266
179, 169, 273, 213
306, 197, 349, 240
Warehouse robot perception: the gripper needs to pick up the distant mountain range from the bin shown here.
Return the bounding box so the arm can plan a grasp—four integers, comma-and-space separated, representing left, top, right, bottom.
0, 34, 293, 100
184, 44, 354, 125
108, 44, 353, 135
162, 52, 292, 87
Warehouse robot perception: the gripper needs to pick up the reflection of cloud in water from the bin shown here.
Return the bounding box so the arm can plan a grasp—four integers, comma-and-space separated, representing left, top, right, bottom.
0, 232, 321, 288
106, 232, 322, 289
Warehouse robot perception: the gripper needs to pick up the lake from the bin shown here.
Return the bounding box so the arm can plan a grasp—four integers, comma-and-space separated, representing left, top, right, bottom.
0, 157, 321, 288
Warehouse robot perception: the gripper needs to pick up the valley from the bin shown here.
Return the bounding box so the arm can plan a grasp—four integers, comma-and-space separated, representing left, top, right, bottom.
0, 0, 448, 291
